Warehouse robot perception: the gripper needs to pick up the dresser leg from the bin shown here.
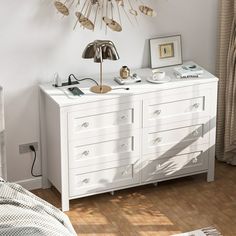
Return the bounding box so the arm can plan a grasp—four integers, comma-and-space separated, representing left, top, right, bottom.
110, 191, 115, 196
207, 152, 215, 182
207, 171, 214, 182
61, 196, 70, 212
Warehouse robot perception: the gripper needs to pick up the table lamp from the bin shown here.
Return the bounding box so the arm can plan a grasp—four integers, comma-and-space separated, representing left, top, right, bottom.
82, 40, 119, 94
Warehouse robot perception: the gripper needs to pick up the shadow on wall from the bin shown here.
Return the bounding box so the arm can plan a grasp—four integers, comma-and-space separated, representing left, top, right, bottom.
142, 39, 151, 68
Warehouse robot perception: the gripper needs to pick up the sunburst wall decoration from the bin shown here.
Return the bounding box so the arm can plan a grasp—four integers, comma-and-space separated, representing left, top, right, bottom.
53, 0, 156, 32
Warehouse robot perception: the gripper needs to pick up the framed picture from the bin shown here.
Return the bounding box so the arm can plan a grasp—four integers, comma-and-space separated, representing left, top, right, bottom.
150, 35, 182, 68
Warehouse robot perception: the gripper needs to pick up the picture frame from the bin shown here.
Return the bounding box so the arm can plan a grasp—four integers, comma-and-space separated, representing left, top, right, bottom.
150, 35, 183, 68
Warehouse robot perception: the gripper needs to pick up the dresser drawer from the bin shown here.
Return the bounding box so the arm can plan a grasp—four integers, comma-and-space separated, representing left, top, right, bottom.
69, 157, 140, 197
68, 101, 140, 140
69, 130, 140, 168
143, 117, 210, 155
141, 149, 208, 183
143, 87, 211, 127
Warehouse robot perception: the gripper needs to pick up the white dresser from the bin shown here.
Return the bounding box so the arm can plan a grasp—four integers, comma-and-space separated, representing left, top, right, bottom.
39, 63, 218, 211
0, 86, 6, 179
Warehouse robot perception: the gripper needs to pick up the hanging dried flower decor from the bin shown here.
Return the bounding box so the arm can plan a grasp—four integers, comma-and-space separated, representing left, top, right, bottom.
53, 0, 156, 32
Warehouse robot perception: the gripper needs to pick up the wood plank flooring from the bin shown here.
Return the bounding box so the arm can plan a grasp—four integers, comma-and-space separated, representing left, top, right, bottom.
32, 161, 236, 236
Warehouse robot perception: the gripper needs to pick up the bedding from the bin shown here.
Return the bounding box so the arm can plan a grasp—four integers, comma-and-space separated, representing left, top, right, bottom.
0, 178, 77, 236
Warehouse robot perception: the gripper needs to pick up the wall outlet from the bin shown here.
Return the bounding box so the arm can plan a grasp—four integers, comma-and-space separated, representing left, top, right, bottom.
19, 142, 38, 154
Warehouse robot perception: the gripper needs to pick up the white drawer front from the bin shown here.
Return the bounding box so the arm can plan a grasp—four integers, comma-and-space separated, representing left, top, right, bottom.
149, 97, 203, 119
69, 158, 140, 197
143, 118, 210, 155
143, 87, 210, 127
69, 130, 140, 168
142, 150, 208, 183
68, 101, 140, 140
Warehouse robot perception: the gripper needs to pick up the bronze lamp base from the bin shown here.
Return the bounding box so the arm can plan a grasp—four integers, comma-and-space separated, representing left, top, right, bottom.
90, 85, 112, 94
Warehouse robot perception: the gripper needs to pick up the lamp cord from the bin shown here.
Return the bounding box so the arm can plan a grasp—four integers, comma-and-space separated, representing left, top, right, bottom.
112, 87, 130, 90
68, 74, 99, 86
68, 74, 129, 90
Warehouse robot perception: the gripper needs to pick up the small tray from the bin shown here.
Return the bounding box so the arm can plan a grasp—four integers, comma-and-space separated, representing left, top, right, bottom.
114, 76, 141, 85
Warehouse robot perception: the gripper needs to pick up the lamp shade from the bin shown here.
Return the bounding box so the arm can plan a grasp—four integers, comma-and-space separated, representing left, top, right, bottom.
82, 40, 119, 63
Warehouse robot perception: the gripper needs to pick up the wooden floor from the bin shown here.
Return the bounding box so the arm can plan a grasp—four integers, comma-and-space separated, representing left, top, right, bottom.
33, 161, 236, 236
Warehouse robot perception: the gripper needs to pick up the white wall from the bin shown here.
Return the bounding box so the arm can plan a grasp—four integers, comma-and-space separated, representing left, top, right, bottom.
0, 0, 219, 183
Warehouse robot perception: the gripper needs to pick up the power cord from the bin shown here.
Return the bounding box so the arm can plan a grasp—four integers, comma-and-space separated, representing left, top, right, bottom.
68, 74, 99, 86
68, 74, 130, 90
29, 145, 42, 177
112, 87, 130, 90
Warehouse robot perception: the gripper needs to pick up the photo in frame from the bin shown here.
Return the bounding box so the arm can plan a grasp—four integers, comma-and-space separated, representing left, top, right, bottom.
150, 35, 183, 68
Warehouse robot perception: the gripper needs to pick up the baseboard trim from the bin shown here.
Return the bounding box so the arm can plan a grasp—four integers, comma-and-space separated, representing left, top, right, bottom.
15, 177, 42, 190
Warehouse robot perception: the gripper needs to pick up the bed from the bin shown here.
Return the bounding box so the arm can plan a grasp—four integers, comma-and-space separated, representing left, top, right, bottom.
0, 178, 77, 236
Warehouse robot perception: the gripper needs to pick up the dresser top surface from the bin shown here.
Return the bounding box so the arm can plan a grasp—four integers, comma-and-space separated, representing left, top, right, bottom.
40, 62, 218, 107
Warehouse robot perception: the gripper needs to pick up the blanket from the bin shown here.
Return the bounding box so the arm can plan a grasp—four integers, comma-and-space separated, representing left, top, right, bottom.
0, 178, 77, 236
172, 226, 222, 236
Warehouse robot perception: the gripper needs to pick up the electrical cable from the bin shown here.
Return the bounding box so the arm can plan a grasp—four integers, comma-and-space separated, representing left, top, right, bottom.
67, 74, 129, 91
68, 74, 99, 86
29, 145, 42, 177
112, 87, 130, 90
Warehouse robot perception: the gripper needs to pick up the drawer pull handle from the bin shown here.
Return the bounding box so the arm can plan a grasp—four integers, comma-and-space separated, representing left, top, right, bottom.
192, 130, 199, 137
192, 157, 198, 164
154, 110, 162, 115
193, 103, 200, 109
82, 150, 90, 156
82, 178, 89, 184
120, 115, 127, 120
154, 137, 162, 144
82, 122, 89, 128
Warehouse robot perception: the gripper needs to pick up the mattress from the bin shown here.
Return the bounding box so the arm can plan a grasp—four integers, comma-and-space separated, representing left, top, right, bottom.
0, 178, 77, 236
